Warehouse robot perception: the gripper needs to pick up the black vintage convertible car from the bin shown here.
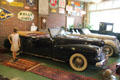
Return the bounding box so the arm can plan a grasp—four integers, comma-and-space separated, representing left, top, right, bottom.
4, 27, 107, 71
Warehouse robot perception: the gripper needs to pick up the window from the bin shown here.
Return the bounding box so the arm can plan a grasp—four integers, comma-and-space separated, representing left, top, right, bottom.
89, 9, 120, 33
67, 16, 74, 29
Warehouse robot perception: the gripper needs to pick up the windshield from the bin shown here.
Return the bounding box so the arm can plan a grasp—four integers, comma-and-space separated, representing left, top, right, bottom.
82, 28, 91, 34
49, 27, 69, 37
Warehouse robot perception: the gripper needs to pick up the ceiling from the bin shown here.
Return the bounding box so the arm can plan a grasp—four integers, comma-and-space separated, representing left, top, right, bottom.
75, 0, 113, 3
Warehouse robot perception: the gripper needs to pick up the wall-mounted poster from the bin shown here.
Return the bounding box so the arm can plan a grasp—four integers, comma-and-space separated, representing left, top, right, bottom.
26, 0, 35, 6
1, 1, 7, 5
18, 11, 34, 21
0, 8, 13, 20
49, 0, 58, 8
74, 2, 80, 7
66, 5, 73, 12
9, 2, 24, 7
39, 0, 49, 15
59, 0, 66, 8
59, 8, 65, 14
51, 9, 57, 13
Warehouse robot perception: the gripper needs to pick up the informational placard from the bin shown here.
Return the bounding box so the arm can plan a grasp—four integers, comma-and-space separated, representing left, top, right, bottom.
0, 8, 13, 20
59, 0, 66, 8
18, 11, 34, 21
39, 0, 49, 15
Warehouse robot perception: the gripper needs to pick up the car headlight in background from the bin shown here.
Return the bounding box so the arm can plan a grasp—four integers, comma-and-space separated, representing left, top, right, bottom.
97, 47, 102, 55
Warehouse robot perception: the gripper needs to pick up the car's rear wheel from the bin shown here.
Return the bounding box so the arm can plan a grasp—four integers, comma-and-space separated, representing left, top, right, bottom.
103, 45, 114, 57
69, 53, 88, 71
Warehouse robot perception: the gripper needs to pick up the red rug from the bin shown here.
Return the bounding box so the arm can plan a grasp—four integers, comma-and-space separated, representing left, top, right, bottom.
3, 59, 39, 71
30, 65, 97, 80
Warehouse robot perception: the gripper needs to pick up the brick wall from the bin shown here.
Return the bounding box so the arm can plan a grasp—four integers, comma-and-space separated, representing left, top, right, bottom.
46, 14, 82, 28
0, 0, 82, 47
0, 0, 38, 47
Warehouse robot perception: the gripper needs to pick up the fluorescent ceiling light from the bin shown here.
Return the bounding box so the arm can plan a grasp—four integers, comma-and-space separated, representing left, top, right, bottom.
92, 0, 102, 3
75, 0, 102, 3
6, 0, 14, 2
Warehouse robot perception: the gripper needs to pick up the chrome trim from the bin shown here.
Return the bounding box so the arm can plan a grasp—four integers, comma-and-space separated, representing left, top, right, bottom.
96, 59, 106, 67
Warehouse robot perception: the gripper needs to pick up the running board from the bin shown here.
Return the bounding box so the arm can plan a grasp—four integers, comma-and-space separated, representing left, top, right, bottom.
23, 52, 65, 63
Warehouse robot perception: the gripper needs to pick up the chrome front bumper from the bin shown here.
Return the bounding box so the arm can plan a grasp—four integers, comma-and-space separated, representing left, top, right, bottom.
96, 59, 106, 67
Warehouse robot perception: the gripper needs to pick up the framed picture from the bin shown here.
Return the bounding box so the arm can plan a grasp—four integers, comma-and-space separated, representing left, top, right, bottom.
26, 0, 35, 6
41, 17, 47, 29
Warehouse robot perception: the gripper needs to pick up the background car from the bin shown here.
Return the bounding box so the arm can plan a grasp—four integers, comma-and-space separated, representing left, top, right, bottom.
69, 28, 120, 57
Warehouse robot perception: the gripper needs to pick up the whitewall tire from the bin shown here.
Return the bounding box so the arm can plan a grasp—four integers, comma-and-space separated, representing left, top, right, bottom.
103, 45, 114, 57
69, 53, 88, 71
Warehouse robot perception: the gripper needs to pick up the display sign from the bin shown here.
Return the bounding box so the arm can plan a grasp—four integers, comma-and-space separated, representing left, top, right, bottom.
9, 2, 24, 7
59, 8, 65, 14
1, 1, 7, 5
18, 11, 34, 21
51, 9, 57, 13
66, 5, 73, 12
75, 2, 80, 7
49, 0, 58, 8
59, 0, 66, 8
0, 8, 13, 20
26, 0, 35, 6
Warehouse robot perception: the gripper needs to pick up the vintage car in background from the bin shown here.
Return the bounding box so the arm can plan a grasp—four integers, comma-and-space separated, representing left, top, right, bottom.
69, 28, 120, 57
4, 27, 107, 71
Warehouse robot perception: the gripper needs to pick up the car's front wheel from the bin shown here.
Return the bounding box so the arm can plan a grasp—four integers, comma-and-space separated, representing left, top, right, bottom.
69, 53, 88, 71
103, 45, 114, 57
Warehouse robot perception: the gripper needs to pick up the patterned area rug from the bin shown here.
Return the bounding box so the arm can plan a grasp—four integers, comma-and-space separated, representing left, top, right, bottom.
1, 54, 97, 80
30, 65, 97, 80
3, 59, 39, 71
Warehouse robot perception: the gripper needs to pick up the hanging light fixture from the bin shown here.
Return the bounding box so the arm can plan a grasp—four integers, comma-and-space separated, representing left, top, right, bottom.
6, 0, 14, 2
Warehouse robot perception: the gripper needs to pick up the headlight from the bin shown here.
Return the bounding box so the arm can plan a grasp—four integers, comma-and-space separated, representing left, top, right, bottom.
95, 56, 101, 61
97, 47, 102, 55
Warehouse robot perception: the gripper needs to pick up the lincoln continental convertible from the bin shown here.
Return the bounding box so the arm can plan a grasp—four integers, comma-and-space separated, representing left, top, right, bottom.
4, 27, 108, 71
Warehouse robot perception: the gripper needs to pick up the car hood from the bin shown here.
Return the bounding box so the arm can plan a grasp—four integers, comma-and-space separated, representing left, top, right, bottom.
55, 35, 104, 47
86, 33, 116, 40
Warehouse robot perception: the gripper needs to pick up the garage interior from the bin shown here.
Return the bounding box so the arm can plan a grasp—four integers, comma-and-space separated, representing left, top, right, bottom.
0, 0, 120, 80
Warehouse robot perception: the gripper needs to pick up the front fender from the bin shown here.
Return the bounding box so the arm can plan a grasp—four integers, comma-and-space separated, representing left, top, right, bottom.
104, 40, 116, 48
103, 40, 118, 53
56, 44, 99, 56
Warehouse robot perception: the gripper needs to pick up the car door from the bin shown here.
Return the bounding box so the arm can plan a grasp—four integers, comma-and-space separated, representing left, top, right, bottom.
36, 37, 53, 57
52, 37, 71, 61
21, 36, 53, 57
